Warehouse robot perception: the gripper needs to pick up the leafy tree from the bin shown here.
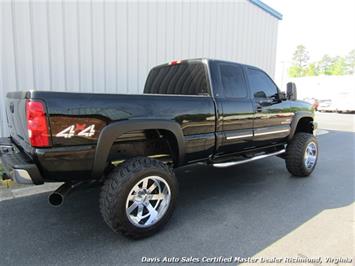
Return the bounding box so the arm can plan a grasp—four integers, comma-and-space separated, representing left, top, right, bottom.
288, 47, 355, 77
329, 56, 347, 75
305, 62, 319, 76
288, 65, 301, 78
293, 45, 310, 67
288, 45, 310, 77
318, 54, 333, 75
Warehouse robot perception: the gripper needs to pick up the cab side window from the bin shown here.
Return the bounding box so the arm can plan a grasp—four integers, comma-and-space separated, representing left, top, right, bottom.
247, 68, 278, 99
219, 64, 247, 98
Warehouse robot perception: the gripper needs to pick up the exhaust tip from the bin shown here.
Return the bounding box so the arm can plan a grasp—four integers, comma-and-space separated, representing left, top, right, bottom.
48, 192, 64, 207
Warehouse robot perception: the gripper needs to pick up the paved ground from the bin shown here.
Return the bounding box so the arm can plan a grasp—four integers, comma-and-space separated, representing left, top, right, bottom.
315, 112, 355, 132
0, 113, 354, 266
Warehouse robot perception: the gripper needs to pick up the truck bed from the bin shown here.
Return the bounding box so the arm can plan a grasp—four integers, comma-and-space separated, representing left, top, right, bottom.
5, 90, 216, 181
7, 91, 215, 146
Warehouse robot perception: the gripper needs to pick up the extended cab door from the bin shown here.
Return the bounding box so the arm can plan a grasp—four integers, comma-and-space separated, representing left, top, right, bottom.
245, 67, 293, 146
211, 61, 254, 156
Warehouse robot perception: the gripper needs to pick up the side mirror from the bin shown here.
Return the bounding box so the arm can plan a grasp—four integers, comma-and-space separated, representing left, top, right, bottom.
287, 82, 297, 101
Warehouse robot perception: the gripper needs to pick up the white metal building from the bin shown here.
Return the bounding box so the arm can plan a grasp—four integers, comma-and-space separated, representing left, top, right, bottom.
0, 0, 282, 137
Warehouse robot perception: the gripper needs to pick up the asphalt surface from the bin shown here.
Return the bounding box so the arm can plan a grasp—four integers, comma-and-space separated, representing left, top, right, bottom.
0, 113, 354, 266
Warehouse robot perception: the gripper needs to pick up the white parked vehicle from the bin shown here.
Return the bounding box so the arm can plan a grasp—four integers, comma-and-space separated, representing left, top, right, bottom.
334, 91, 355, 113
318, 99, 336, 112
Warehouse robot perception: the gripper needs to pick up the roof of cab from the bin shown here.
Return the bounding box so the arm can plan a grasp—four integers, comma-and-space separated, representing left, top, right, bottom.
153, 58, 260, 70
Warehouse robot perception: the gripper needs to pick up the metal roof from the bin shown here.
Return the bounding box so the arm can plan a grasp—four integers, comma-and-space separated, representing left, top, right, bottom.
249, 0, 283, 20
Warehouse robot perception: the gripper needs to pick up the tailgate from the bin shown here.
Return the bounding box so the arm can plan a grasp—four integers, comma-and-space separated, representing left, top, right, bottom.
6, 91, 30, 148
7, 91, 109, 147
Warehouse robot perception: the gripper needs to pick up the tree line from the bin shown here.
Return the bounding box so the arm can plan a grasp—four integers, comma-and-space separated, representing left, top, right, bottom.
288, 45, 355, 77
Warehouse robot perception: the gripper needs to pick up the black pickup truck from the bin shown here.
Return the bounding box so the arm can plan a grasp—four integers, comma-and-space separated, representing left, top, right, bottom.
0, 59, 318, 238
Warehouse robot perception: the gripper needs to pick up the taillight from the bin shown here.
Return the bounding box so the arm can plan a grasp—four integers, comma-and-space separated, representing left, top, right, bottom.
26, 100, 51, 147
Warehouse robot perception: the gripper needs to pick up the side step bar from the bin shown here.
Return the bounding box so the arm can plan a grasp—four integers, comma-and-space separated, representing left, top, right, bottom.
212, 149, 286, 168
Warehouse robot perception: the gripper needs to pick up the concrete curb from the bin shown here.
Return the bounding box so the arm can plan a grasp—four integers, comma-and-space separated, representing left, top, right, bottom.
0, 182, 63, 202
316, 129, 329, 136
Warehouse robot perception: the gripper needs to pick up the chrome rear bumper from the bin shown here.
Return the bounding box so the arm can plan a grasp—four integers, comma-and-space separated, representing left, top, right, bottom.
0, 137, 43, 185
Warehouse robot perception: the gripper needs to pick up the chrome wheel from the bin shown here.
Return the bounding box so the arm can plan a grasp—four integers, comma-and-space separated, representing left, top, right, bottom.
125, 176, 171, 228
304, 142, 317, 169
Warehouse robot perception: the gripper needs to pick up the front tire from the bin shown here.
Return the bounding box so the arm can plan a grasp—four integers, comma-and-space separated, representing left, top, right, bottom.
100, 157, 178, 238
286, 133, 318, 177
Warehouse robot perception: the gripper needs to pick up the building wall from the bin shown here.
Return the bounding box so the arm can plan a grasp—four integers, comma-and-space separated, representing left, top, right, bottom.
0, 0, 279, 137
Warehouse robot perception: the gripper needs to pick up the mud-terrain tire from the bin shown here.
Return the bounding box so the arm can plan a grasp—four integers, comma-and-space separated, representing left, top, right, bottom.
100, 157, 178, 238
286, 133, 318, 177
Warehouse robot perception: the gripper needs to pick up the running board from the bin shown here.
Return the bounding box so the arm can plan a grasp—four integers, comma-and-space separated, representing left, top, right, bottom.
212, 149, 286, 168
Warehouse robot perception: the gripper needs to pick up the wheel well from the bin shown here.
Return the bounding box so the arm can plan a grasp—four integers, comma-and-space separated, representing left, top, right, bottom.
109, 129, 179, 166
157, 129, 179, 164
295, 117, 314, 134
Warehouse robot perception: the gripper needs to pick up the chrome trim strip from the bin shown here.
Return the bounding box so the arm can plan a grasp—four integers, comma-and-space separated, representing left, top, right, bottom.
213, 149, 286, 168
254, 129, 290, 136
226, 134, 253, 140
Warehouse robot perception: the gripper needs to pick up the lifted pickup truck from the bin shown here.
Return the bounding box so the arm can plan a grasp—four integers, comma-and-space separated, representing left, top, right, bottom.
1, 59, 318, 238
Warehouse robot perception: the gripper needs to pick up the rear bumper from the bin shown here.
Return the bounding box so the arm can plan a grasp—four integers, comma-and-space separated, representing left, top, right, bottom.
0, 137, 43, 185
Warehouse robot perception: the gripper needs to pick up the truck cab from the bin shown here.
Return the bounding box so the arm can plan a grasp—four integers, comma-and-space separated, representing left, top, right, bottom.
144, 59, 309, 162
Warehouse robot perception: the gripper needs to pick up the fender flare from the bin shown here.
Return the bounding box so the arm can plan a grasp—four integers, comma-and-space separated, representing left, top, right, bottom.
288, 111, 314, 141
91, 119, 185, 179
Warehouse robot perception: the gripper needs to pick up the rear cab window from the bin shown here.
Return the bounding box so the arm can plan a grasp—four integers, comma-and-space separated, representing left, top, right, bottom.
144, 61, 209, 96
219, 63, 248, 98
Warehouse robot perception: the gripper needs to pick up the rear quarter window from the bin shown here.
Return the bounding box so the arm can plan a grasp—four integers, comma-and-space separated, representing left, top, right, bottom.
144, 62, 209, 96
219, 64, 247, 98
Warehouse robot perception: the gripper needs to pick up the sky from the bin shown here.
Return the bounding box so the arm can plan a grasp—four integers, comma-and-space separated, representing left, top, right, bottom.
262, 0, 355, 84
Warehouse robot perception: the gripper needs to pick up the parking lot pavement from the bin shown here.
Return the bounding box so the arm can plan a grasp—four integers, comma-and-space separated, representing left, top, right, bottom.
245, 202, 354, 265
315, 112, 355, 132
0, 114, 354, 266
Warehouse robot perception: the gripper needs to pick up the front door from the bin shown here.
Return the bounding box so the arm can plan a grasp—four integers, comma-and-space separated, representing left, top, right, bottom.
245, 67, 293, 147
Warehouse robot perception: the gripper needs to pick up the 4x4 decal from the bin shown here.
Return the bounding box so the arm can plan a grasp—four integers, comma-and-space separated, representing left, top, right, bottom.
56, 124, 96, 138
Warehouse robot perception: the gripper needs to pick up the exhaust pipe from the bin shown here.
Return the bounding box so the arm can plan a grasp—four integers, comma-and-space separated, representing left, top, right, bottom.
48, 182, 80, 207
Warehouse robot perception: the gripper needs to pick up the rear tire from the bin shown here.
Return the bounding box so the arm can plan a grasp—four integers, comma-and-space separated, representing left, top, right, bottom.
286, 133, 318, 177
100, 157, 178, 238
